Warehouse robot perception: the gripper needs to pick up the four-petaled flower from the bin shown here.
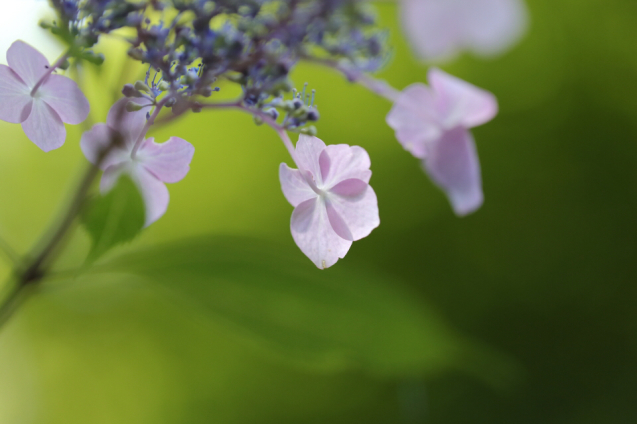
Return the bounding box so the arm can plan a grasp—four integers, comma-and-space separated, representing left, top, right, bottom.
81, 98, 194, 226
279, 135, 380, 269
400, 0, 528, 63
386, 68, 498, 215
0, 40, 89, 151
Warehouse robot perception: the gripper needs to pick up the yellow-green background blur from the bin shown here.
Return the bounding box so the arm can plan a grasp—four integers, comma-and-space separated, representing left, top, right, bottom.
0, 1, 636, 423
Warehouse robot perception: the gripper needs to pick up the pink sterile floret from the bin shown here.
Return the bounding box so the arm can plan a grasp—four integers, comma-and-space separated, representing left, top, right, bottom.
279, 135, 380, 269
80, 98, 194, 226
0, 40, 89, 151
386, 68, 498, 216
400, 0, 528, 63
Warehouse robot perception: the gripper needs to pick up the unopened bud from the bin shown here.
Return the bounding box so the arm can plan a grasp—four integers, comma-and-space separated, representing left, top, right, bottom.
125, 101, 145, 112
254, 115, 264, 126
306, 109, 319, 121
200, 86, 213, 97
128, 48, 143, 61
300, 126, 318, 136
134, 80, 150, 93
157, 80, 170, 91
191, 102, 202, 113
165, 97, 177, 107
265, 108, 279, 120
122, 84, 142, 98
58, 59, 71, 71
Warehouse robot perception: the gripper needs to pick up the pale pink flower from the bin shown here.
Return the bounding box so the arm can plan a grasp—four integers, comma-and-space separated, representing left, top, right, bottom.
386, 68, 498, 215
401, 0, 528, 63
80, 98, 194, 226
0, 40, 89, 151
279, 135, 380, 269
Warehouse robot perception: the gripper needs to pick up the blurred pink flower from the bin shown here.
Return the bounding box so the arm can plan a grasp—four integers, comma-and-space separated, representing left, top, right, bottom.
0, 40, 89, 151
401, 0, 528, 62
279, 135, 379, 269
386, 68, 498, 215
81, 98, 194, 226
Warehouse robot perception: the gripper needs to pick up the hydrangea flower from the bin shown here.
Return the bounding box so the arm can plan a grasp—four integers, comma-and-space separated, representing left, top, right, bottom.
279, 135, 380, 269
80, 98, 194, 226
0, 40, 89, 151
386, 68, 498, 215
400, 0, 528, 62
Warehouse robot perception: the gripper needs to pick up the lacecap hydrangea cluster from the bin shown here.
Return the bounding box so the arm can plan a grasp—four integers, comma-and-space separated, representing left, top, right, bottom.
0, 0, 523, 268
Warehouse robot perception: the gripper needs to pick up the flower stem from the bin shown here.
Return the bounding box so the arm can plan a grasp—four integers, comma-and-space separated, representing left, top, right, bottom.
131, 98, 168, 159
302, 56, 401, 102
30, 50, 71, 96
0, 279, 36, 330
199, 101, 300, 166
0, 98, 165, 331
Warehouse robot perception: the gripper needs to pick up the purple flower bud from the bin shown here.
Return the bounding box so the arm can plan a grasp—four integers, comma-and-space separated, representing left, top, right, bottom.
122, 84, 142, 98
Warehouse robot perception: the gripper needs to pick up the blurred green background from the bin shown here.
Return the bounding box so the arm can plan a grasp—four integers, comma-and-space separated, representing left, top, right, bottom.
1, 0, 637, 423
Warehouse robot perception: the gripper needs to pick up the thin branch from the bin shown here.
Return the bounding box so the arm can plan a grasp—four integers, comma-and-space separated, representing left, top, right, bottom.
31, 50, 71, 96
302, 56, 401, 102
0, 235, 21, 267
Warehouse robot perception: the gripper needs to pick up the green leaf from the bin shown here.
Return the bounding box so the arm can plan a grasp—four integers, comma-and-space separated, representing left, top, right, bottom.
97, 236, 516, 380
81, 176, 145, 262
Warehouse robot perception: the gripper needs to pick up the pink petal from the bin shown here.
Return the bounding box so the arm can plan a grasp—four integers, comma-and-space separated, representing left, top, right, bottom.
101, 164, 169, 227
100, 163, 126, 193
132, 166, 170, 227
429, 68, 498, 129
40, 74, 89, 125
107, 98, 152, 148
325, 200, 354, 241
279, 163, 317, 207
462, 0, 528, 57
7, 40, 49, 88
400, 0, 464, 62
328, 180, 380, 241
80, 123, 130, 170
21, 99, 65, 152
423, 127, 483, 216
294, 134, 326, 185
320, 145, 373, 188
136, 136, 195, 183
0, 64, 31, 123
400, 0, 528, 62
290, 197, 352, 269
329, 178, 369, 198
386, 84, 442, 159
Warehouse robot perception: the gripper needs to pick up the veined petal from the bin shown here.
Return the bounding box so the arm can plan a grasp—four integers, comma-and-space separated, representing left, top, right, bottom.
294, 134, 326, 185
386, 83, 442, 159
325, 199, 354, 241
21, 99, 65, 152
290, 197, 352, 269
328, 180, 380, 241
463, 0, 528, 57
423, 127, 483, 216
40, 74, 89, 125
80, 123, 130, 169
0, 65, 31, 123
279, 163, 317, 207
320, 145, 372, 188
107, 98, 152, 148
429, 68, 498, 129
136, 136, 195, 183
6, 40, 49, 88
